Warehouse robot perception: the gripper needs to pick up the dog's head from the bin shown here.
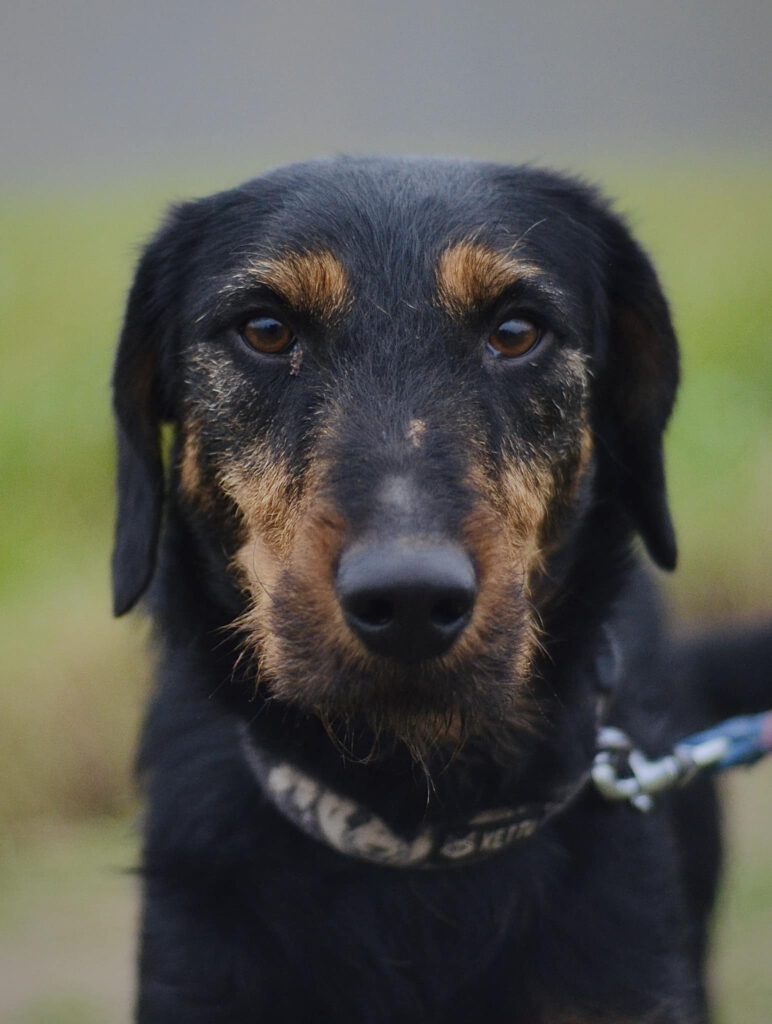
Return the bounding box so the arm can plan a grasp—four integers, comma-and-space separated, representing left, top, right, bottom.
113, 158, 678, 755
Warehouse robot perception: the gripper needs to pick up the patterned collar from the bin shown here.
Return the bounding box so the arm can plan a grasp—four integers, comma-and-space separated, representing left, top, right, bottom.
240, 725, 589, 869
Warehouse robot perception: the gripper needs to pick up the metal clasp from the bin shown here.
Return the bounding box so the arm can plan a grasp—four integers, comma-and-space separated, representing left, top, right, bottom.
591, 726, 728, 812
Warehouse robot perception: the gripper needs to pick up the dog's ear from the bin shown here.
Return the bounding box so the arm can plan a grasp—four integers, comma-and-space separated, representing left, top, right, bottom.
599, 213, 680, 571
112, 208, 191, 616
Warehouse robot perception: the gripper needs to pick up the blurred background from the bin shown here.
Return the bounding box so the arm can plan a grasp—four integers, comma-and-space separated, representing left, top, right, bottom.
1, 1, 770, 1020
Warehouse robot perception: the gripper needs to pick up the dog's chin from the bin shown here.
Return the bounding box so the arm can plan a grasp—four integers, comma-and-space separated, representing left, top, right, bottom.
258, 651, 539, 764
314, 700, 470, 765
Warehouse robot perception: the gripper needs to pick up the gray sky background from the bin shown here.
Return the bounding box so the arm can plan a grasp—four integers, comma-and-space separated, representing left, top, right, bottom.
2, 0, 771, 190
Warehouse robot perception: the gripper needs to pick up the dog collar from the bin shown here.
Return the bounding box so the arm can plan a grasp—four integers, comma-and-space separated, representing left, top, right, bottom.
240, 725, 589, 869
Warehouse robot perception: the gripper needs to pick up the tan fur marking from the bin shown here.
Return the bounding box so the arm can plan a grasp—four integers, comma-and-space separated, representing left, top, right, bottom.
476, 455, 553, 586
442, 454, 553, 723
436, 240, 543, 317
245, 250, 352, 320
574, 424, 595, 490
447, 500, 543, 732
405, 418, 427, 448
259, 501, 353, 692
220, 451, 354, 686
221, 452, 300, 585
179, 421, 204, 501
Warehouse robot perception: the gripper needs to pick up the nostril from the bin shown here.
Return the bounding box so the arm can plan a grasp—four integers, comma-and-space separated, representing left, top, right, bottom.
429, 595, 471, 628
350, 596, 394, 628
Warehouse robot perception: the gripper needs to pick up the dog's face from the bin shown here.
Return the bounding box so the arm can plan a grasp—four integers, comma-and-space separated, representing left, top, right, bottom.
113, 158, 678, 756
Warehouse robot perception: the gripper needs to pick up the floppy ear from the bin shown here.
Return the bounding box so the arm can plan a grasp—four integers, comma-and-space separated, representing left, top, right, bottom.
600, 214, 680, 571
112, 214, 186, 616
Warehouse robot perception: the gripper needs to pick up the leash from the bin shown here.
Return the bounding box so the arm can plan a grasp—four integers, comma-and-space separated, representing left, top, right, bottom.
592, 711, 772, 812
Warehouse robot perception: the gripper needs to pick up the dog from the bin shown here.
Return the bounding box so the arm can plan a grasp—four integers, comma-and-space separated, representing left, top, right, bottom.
112, 157, 769, 1022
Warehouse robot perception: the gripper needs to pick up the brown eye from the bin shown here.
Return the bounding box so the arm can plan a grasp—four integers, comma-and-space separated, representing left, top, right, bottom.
241, 316, 296, 354
487, 318, 542, 359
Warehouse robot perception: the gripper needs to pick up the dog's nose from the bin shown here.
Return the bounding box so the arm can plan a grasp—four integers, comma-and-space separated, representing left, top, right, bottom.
336, 543, 477, 661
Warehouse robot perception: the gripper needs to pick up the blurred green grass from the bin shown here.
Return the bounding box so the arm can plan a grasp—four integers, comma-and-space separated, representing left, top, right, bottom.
0, 821, 135, 1023
0, 165, 770, 1020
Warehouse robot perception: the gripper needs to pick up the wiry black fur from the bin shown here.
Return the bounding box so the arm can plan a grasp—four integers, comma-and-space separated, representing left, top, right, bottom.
112, 158, 769, 1023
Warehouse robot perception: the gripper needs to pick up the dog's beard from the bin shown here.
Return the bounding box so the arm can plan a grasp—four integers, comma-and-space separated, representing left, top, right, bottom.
241, 582, 546, 766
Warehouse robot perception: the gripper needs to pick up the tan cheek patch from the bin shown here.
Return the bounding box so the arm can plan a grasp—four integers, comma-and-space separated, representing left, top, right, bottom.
436, 240, 543, 318
405, 418, 427, 448
447, 515, 543, 713
472, 457, 553, 584
442, 457, 552, 688
497, 458, 552, 556
572, 424, 595, 496
218, 449, 300, 602
179, 420, 204, 503
258, 502, 357, 694
220, 453, 351, 676
244, 249, 352, 321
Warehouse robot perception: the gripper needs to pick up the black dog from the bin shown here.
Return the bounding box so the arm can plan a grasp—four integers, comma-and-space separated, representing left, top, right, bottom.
113, 157, 767, 1022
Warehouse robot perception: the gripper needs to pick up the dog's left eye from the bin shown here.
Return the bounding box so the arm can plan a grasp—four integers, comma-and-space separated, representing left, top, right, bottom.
240, 316, 296, 355
487, 318, 542, 359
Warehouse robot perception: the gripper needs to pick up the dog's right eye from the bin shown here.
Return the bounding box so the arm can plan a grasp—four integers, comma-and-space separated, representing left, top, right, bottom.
240, 316, 296, 355
487, 318, 542, 360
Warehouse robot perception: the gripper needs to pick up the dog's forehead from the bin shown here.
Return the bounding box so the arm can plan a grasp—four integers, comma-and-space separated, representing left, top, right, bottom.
202, 159, 594, 305
249, 158, 506, 244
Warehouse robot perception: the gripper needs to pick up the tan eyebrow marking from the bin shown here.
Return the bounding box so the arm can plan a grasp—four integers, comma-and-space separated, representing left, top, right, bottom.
436, 240, 543, 318
243, 249, 352, 320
